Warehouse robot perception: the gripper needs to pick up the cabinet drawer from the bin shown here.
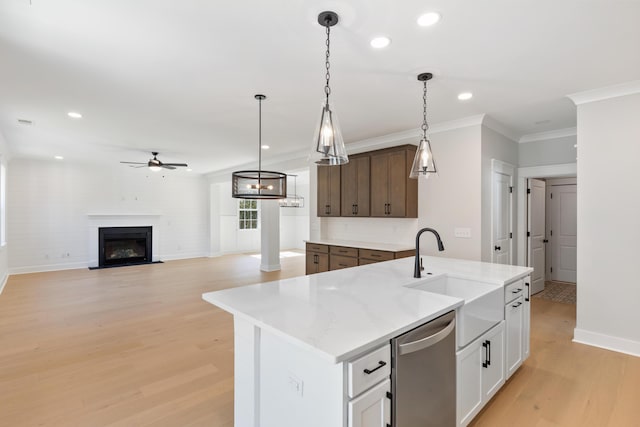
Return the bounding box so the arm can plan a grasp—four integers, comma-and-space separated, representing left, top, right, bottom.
330, 254, 359, 270
330, 246, 358, 257
306, 243, 329, 254
359, 249, 394, 261
348, 344, 391, 398
358, 258, 379, 266
505, 279, 525, 303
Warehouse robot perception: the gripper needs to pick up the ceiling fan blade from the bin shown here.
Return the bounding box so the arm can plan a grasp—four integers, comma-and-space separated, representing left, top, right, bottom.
128, 165, 148, 168
162, 163, 188, 167
120, 161, 146, 164
162, 165, 176, 170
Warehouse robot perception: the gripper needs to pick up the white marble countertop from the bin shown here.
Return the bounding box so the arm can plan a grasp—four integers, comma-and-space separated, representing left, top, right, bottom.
202, 256, 532, 363
305, 238, 414, 252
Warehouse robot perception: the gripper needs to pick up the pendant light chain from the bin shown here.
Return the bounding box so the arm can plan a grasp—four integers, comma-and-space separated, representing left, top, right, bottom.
421, 80, 429, 140
324, 24, 331, 103
258, 96, 262, 181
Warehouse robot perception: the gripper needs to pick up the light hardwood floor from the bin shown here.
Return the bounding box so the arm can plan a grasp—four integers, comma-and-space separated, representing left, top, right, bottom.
1, 256, 638, 426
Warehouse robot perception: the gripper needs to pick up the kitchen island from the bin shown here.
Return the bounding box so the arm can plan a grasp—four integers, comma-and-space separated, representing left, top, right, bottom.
202, 256, 532, 427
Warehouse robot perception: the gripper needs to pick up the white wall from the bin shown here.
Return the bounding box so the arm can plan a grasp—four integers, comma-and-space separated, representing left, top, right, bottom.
519, 135, 577, 167
0, 131, 10, 292
7, 159, 210, 273
481, 126, 519, 262
574, 91, 640, 356
420, 125, 483, 259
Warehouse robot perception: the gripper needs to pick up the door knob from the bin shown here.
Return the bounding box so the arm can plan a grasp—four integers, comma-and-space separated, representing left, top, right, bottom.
494, 245, 501, 251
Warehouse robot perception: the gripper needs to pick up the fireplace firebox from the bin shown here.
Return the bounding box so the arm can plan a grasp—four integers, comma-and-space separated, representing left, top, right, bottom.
99, 226, 153, 268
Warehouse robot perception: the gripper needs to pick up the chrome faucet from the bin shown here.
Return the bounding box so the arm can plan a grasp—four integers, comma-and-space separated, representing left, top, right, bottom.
414, 228, 445, 278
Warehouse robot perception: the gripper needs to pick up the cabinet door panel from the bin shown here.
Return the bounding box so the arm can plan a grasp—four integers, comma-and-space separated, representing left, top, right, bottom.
341, 160, 358, 216
348, 379, 391, 427
482, 322, 505, 401
456, 339, 483, 426
305, 252, 318, 275
370, 154, 389, 217
523, 278, 531, 359
355, 156, 370, 216
317, 166, 341, 217
506, 296, 524, 378
387, 150, 406, 217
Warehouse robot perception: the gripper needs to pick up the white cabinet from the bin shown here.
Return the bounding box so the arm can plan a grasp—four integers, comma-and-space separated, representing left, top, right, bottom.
505, 295, 524, 379
523, 279, 531, 359
348, 379, 391, 427
456, 321, 505, 427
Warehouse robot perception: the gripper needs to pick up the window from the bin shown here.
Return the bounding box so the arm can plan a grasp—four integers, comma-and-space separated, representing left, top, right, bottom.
238, 199, 259, 230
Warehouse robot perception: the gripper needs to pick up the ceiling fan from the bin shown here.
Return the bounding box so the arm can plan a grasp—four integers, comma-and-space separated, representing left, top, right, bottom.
120, 152, 188, 171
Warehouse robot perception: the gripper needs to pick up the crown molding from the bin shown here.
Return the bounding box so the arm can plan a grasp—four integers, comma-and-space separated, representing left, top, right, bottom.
346, 114, 487, 154
206, 114, 489, 178
567, 80, 640, 105
519, 127, 577, 143
481, 115, 519, 142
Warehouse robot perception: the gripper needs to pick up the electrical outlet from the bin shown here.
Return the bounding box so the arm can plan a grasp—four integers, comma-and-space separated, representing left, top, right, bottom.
454, 227, 472, 238
287, 373, 304, 397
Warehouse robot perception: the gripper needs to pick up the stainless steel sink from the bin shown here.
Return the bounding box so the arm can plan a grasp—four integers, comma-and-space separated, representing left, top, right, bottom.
406, 275, 503, 348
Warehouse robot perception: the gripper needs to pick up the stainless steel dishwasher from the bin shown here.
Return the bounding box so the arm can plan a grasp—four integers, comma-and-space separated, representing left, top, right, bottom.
391, 310, 456, 426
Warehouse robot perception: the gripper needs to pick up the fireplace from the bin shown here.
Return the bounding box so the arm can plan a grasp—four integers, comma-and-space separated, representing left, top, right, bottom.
99, 226, 153, 268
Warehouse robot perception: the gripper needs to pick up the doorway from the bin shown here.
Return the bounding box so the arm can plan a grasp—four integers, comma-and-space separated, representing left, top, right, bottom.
516, 163, 577, 295
523, 175, 577, 294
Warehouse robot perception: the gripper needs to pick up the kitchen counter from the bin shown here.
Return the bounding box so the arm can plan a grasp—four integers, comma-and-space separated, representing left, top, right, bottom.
304, 238, 414, 252
202, 256, 532, 363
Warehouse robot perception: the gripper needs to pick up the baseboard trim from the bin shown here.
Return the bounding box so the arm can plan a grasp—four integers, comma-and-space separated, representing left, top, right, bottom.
0, 272, 8, 295
159, 252, 209, 261
260, 263, 281, 272
573, 328, 640, 358
9, 262, 89, 275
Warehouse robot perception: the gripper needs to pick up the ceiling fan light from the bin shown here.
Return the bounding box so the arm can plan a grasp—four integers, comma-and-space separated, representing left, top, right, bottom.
149, 165, 162, 172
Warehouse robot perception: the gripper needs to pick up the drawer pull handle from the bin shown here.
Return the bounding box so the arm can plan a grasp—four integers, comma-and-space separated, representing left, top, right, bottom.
512, 302, 522, 308
363, 361, 386, 375
512, 288, 522, 293
525, 282, 530, 301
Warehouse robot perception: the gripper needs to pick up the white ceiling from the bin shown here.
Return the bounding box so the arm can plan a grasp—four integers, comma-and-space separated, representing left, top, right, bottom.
1, 0, 639, 173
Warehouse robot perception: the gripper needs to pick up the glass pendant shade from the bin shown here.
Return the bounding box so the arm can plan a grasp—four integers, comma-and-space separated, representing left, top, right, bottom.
410, 137, 438, 178
232, 94, 287, 199
312, 101, 348, 165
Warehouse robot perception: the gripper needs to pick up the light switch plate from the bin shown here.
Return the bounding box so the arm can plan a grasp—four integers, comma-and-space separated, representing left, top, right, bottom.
454, 227, 472, 238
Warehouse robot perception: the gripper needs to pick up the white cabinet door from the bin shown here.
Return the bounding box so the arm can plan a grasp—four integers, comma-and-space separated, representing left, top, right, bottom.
348, 379, 390, 427
506, 295, 524, 379
482, 321, 505, 401
523, 278, 531, 359
456, 338, 483, 426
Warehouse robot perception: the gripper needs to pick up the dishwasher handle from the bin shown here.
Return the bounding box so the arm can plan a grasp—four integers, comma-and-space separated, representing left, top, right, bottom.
398, 317, 456, 356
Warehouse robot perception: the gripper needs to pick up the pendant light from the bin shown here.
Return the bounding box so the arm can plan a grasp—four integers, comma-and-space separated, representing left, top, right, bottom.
278, 174, 305, 208
410, 73, 438, 178
232, 95, 287, 199
311, 11, 348, 166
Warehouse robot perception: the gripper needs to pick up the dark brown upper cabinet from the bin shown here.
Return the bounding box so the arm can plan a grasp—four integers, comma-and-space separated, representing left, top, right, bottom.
340, 155, 370, 217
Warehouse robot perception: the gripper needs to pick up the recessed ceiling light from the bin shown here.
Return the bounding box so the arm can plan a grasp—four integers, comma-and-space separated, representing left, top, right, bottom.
417, 12, 441, 27
186, 168, 193, 172
261, 145, 270, 150
54, 155, 64, 160
457, 92, 473, 101
67, 112, 82, 119
370, 36, 391, 49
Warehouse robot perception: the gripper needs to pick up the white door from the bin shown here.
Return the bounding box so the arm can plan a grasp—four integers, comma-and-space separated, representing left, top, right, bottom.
348, 379, 391, 427
528, 179, 546, 294
492, 166, 513, 265
549, 185, 577, 283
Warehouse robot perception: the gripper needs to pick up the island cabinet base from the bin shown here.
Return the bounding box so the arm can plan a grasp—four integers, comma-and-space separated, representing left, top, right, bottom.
233, 317, 391, 427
